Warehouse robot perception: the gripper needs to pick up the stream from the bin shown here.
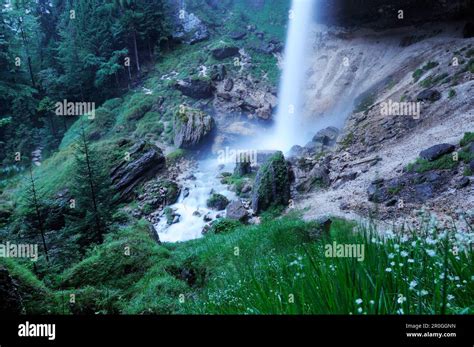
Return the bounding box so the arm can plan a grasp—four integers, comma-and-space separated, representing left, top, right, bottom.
155, 158, 236, 242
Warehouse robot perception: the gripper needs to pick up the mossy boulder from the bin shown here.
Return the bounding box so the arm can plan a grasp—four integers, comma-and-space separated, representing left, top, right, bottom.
173, 107, 214, 149
251, 151, 291, 214
206, 193, 230, 211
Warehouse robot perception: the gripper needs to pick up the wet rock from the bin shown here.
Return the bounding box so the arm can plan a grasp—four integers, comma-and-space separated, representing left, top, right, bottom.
416, 89, 441, 102
0, 267, 24, 315
304, 141, 324, 155
211, 46, 240, 60
470, 159, 474, 172
174, 107, 214, 149
203, 213, 212, 222
419, 143, 455, 161
207, 193, 230, 211
252, 151, 291, 213
192, 210, 202, 217
175, 78, 213, 99
183, 187, 190, 198
226, 200, 249, 222
111, 142, 166, 201
312, 126, 340, 146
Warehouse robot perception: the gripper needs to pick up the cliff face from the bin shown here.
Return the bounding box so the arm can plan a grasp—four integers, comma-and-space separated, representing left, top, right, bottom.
318, 0, 474, 28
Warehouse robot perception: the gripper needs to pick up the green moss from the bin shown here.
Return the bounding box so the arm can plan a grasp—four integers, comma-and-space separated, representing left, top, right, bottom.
460, 132, 474, 147
166, 149, 186, 165
206, 193, 230, 210
448, 89, 456, 98
253, 151, 290, 213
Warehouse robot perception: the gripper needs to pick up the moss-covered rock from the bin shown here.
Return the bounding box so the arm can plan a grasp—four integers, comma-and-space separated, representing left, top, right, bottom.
173, 106, 214, 149
251, 151, 291, 214
206, 193, 230, 211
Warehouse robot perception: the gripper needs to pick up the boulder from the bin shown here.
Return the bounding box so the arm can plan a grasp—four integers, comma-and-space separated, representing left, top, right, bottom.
416, 89, 441, 102
210, 65, 226, 81
304, 141, 324, 155
230, 31, 246, 40
175, 79, 213, 99
312, 126, 340, 146
413, 183, 434, 201
226, 200, 249, 222
172, 10, 209, 45
0, 267, 24, 314
252, 151, 291, 213
419, 143, 455, 161
296, 161, 331, 192
367, 178, 390, 203
211, 46, 240, 60
207, 193, 230, 211
174, 107, 214, 149
110, 142, 166, 201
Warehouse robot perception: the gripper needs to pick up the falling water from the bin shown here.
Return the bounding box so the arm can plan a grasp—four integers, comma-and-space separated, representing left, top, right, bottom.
270, 0, 316, 151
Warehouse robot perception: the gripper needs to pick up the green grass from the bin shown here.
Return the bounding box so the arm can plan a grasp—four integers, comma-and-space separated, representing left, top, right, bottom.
412, 61, 439, 82
406, 154, 459, 173
179, 216, 473, 314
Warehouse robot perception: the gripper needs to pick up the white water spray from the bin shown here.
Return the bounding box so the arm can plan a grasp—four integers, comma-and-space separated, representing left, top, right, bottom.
270, 0, 315, 151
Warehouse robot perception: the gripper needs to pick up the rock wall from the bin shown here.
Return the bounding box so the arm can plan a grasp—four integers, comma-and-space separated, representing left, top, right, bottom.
318, 0, 474, 28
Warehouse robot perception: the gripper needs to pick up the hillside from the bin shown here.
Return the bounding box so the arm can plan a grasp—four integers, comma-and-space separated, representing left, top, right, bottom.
0, 0, 473, 316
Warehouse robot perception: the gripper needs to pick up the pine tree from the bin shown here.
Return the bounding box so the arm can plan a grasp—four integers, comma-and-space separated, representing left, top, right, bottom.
70, 121, 113, 247
23, 166, 50, 263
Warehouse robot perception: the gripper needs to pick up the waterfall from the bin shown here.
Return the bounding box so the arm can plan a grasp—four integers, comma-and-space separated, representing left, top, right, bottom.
271, 0, 316, 151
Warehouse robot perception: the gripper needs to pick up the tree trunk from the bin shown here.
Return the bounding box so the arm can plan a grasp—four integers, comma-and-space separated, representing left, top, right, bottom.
80, 125, 103, 242
29, 168, 49, 263
133, 30, 140, 72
